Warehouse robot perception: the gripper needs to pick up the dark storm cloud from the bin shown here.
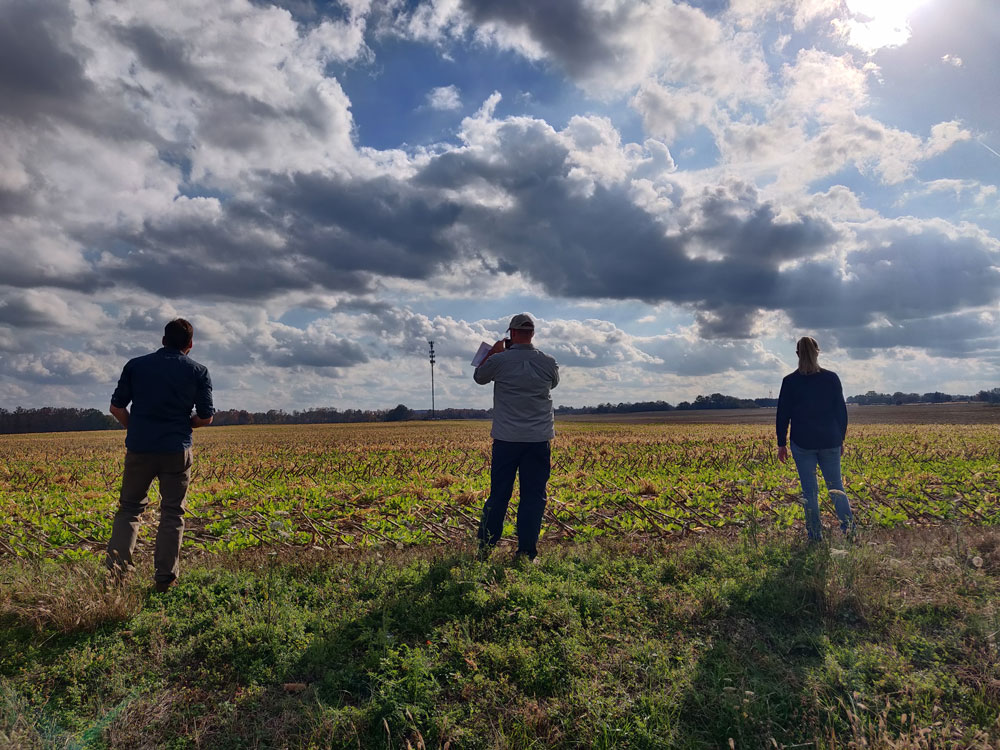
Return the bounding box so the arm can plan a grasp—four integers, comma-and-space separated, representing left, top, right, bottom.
329, 298, 396, 316
96, 110, 998, 349
458, 0, 617, 78
102, 198, 374, 298
0, 244, 107, 293
418, 118, 1000, 343
830, 312, 1000, 359
113, 24, 198, 83
0, 187, 36, 218
692, 185, 836, 266
778, 228, 1000, 331
100, 171, 462, 300
694, 306, 760, 340
265, 172, 464, 278
0, 294, 63, 328
6, 0, 991, 358
74, 102, 999, 352
0, 0, 151, 141
0, 0, 92, 125
415, 118, 838, 336
111, 22, 336, 147
105, 171, 462, 299
417, 119, 572, 191
107, 243, 373, 299
261, 336, 369, 369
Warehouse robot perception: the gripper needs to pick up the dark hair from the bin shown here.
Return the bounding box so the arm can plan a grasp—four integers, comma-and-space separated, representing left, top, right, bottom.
163, 318, 194, 350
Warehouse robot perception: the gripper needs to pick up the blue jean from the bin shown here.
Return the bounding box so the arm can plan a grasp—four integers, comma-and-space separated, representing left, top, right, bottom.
789, 442, 854, 540
478, 440, 550, 557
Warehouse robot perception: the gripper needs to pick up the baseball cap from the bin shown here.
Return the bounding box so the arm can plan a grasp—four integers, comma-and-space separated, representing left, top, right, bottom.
507, 313, 535, 331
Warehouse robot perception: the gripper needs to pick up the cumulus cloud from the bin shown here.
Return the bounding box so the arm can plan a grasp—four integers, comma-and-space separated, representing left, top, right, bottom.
10, 69, 989, 349
0, 290, 105, 330
896, 179, 998, 208
4, 349, 117, 385
631, 82, 716, 143
410, 106, 841, 335
530, 318, 661, 368
1, 0, 997, 409
0, 0, 374, 299
830, 310, 1000, 359
389, 0, 770, 97
425, 85, 462, 110
727, 0, 841, 30
638, 332, 782, 377
260, 323, 370, 371
713, 50, 972, 189
776, 220, 1000, 332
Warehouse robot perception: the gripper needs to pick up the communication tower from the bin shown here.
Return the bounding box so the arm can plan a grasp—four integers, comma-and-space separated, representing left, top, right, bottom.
428, 341, 436, 419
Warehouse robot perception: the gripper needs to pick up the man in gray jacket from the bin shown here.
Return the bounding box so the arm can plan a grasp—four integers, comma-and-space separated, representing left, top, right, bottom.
473, 313, 559, 559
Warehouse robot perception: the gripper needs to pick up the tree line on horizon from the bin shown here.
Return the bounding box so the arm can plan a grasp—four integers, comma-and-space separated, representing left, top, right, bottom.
3, 387, 1000, 435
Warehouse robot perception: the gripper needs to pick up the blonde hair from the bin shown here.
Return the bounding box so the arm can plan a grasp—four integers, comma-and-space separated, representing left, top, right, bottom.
796, 336, 821, 375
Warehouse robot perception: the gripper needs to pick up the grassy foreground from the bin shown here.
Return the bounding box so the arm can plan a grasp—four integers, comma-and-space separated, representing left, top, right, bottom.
2, 528, 1000, 749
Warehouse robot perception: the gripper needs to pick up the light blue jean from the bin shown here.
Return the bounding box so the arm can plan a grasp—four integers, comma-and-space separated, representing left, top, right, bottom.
789, 442, 854, 540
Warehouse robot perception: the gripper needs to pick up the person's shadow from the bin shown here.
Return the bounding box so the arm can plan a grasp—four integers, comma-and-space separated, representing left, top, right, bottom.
673, 542, 837, 748
262, 542, 848, 749
268, 548, 506, 746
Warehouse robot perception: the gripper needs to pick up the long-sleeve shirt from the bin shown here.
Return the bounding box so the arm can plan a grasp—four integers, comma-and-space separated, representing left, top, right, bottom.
775, 369, 847, 449
111, 347, 214, 453
473, 343, 559, 442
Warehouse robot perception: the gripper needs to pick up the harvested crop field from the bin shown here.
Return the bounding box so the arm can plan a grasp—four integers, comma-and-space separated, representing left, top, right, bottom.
3, 407, 1000, 560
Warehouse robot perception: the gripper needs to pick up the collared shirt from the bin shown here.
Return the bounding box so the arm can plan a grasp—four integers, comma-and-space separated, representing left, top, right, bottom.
776, 368, 847, 449
111, 347, 214, 453
474, 343, 559, 442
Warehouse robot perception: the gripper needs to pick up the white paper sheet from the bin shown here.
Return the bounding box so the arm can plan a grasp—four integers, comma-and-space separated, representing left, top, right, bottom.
471, 341, 491, 367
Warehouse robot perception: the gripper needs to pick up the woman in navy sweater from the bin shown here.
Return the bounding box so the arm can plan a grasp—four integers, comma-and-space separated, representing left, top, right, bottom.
776, 336, 854, 541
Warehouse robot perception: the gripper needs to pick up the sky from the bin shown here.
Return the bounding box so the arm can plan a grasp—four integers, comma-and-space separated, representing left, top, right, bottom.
1, 0, 999, 412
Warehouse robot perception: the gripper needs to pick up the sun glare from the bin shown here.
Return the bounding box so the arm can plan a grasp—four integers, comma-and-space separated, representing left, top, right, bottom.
842, 0, 934, 52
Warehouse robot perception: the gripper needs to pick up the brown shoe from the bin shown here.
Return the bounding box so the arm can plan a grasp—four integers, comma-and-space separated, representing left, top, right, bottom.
153, 579, 177, 594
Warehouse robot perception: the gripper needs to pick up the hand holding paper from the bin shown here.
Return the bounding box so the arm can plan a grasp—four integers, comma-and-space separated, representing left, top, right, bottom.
471, 341, 491, 367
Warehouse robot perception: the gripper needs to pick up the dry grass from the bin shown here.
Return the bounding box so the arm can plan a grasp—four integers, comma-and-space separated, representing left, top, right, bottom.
0, 559, 146, 634
637, 479, 658, 496
825, 703, 1000, 749
0, 684, 52, 750
432, 474, 459, 489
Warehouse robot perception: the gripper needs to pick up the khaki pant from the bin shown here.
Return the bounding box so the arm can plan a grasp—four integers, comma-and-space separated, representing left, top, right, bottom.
106, 449, 192, 583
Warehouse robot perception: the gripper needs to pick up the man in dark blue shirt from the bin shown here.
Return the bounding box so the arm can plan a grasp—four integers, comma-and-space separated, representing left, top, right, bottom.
106, 318, 214, 592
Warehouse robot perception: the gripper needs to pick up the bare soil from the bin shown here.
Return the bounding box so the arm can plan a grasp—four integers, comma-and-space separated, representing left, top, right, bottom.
558, 401, 1000, 425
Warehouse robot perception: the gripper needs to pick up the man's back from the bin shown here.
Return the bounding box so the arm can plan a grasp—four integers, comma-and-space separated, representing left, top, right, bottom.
111, 348, 213, 453
474, 344, 559, 442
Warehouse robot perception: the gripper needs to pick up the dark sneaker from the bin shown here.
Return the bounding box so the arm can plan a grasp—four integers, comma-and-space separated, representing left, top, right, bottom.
476, 544, 494, 562
153, 579, 177, 594
513, 551, 538, 566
